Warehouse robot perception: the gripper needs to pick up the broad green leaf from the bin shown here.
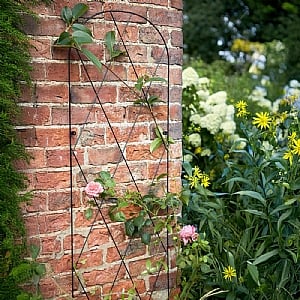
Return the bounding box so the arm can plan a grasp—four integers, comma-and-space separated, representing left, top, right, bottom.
73, 30, 93, 46
150, 137, 162, 153
133, 215, 145, 230
141, 233, 151, 245
234, 190, 266, 205
61, 6, 73, 25
112, 211, 126, 222
81, 48, 102, 71
182, 161, 193, 176
144, 76, 167, 84
54, 31, 73, 46
253, 249, 279, 265
84, 207, 93, 220
35, 263, 46, 276
111, 49, 124, 59
125, 220, 135, 236
72, 23, 92, 36
247, 262, 260, 286
72, 3, 88, 21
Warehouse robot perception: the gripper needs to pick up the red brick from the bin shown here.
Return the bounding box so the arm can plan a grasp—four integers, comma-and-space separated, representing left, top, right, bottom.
35, 127, 75, 147
81, 64, 127, 82
20, 105, 51, 126
169, 67, 182, 85
25, 191, 48, 213
17, 148, 46, 170
151, 46, 183, 66
102, 279, 146, 297
87, 146, 123, 165
80, 127, 105, 146
74, 210, 104, 228
95, 105, 126, 123
129, 0, 168, 6
83, 264, 126, 286
34, 83, 68, 104
149, 271, 177, 291
51, 106, 96, 125
71, 85, 117, 104
38, 212, 70, 234
110, 163, 148, 184
87, 227, 110, 248
127, 65, 168, 81
29, 37, 52, 59
103, 4, 147, 24
106, 124, 149, 144
170, 0, 183, 10
40, 236, 62, 255
126, 144, 166, 161
117, 44, 148, 63
47, 62, 80, 82
63, 234, 86, 251
46, 148, 84, 168
76, 249, 104, 269
39, 277, 60, 299
48, 190, 81, 211
34, 171, 70, 190
148, 8, 182, 28
48, 254, 73, 273
171, 30, 183, 48
139, 27, 169, 45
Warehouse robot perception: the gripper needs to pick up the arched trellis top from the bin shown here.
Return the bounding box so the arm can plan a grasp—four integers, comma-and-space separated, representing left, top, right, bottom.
67, 9, 174, 300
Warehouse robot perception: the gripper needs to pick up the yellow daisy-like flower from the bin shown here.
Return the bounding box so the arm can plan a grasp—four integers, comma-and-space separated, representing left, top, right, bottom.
288, 132, 297, 144
283, 150, 293, 165
291, 138, 300, 155
223, 265, 237, 280
200, 174, 210, 188
236, 107, 248, 117
235, 100, 248, 110
193, 166, 202, 178
185, 175, 199, 189
252, 112, 272, 130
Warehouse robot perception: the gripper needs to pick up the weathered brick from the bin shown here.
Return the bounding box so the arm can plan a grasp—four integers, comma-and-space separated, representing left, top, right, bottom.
87, 227, 110, 248
81, 64, 127, 82
87, 145, 123, 165
34, 171, 70, 190
46, 148, 84, 168
71, 85, 117, 104
171, 30, 183, 48
25, 191, 48, 213
35, 127, 74, 147
29, 37, 52, 59
20, 105, 51, 126
151, 46, 183, 66
139, 27, 169, 45
148, 8, 182, 28
103, 4, 147, 24
40, 236, 62, 255
38, 212, 70, 234
48, 190, 81, 211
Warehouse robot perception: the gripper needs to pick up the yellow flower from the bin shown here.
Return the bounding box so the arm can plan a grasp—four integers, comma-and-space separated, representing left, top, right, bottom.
185, 175, 199, 189
223, 265, 237, 280
288, 132, 297, 144
283, 150, 293, 165
236, 107, 248, 117
291, 138, 300, 155
200, 174, 210, 188
252, 112, 272, 130
193, 166, 202, 178
235, 100, 248, 110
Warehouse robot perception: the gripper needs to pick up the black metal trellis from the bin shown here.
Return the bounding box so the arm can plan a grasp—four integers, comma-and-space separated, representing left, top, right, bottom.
68, 10, 172, 299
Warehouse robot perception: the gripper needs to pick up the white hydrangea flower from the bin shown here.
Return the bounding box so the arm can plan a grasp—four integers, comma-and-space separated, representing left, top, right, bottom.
188, 133, 201, 147
213, 104, 228, 118
190, 113, 202, 125
207, 91, 227, 105
289, 80, 300, 88
220, 120, 236, 135
199, 114, 222, 135
200, 148, 211, 157
182, 67, 199, 88
196, 90, 210, 100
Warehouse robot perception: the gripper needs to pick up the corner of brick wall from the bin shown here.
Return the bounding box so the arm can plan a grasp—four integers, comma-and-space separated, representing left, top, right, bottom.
18, 1, 183, 299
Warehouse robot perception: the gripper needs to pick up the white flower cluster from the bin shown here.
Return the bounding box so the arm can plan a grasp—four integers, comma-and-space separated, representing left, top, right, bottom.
183, 67, 236, 136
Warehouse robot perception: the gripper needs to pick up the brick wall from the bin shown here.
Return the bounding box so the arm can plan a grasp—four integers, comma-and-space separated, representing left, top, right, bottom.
18, 0, 183, 299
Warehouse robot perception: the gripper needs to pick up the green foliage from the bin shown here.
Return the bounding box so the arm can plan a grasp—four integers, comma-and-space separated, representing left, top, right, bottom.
181, 89, 300, 298
0, 0, 50, 298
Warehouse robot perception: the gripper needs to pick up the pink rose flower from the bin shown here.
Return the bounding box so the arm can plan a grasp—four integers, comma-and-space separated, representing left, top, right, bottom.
179, 225, 198, 245
85, 181, 104, 197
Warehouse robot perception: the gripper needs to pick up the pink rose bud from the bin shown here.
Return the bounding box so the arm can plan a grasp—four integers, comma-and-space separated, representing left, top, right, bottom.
85, 181, 104, 197
179, 225, 198, 245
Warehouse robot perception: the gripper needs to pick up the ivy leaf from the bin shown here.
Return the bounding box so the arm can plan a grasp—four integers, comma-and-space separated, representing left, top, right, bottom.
61, 6, 73, 25
81, 48, 102, 71
72, 23, 92, 36
125, 220, 135, 237
141, 233, 151, 245
71, 3, 89, 21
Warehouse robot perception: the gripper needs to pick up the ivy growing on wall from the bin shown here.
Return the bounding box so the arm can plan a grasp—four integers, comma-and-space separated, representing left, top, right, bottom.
0, 1, 51, 299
